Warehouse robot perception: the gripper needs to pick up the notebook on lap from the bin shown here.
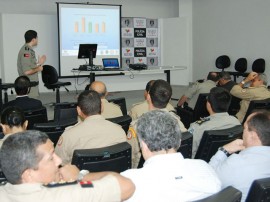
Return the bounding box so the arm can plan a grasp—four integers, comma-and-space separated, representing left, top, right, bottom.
102, 58, 121, 71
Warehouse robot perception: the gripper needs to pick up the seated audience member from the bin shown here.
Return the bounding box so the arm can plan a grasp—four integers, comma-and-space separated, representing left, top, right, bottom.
89, 81, 123, 118
129, 80, 175, 121
55, 90, 126, 165
128, 79, 187, 168
209, 110, 270, 202
188, 87, 241, 157
177, 72, 219, 109
0, 106, 27, 148
230, 72, 270, 122
122, 110, 221, 202
0, 130, 135, 201
2, 76, 42, 111
218, 71, 237, 92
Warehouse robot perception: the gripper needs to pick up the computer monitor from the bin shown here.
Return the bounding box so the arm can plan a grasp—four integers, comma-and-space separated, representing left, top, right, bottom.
78, 44, 98, 67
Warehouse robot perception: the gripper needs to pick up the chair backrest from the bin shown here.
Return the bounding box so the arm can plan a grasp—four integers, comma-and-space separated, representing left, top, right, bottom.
242, 98, 270, 124
107, 115, 132, 134
42, 65, 58, 84
176, 106, 193, 128
235, 58, 247, 73
177, 131, 193, 158
108, 97, 127, 115
195, 125, 243, 162
246, 177, 270, 202
33, 119, 77, 146
193, 93, 209, 122
252, 58, 265, 73
193, 186, 242, 202
228, 96, 241, 116
215, 55, 230, 71
54, 102, 78, 123
24, 106, 48, 129
71, 142, 131, 173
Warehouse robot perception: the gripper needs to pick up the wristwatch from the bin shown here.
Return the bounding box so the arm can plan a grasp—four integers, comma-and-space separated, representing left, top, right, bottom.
77, 170, 90, 181
218, 147, 230, 157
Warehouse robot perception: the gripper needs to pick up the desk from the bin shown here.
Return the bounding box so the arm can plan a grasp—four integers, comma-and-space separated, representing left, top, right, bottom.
72, 66, 187, 87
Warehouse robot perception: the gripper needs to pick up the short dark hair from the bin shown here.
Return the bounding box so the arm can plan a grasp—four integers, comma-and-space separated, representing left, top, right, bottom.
14, 76, 30, 95
24, 30, 37, 43
207, 72, 220, 82
77, 90, 101, 116
1, 106, 26, 128
0, 130, 48, 184
207, 87, 231, 112
149, 79, 172, 108
247, 110, 270, 146
145, 80, 155, 92
137, 110, 181, 152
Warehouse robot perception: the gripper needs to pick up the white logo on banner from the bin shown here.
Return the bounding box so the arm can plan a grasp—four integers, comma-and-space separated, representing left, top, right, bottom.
134, 18, 146, 28
134, 57, 147, 64
147, 47, 158, 57
134, 38, 146, 47
122, 28, 134, 38
122, 48, 134, 57
146, 28, 158, 38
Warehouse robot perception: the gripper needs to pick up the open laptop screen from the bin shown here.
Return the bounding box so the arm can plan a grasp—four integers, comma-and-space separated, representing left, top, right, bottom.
102, 58, 120, 69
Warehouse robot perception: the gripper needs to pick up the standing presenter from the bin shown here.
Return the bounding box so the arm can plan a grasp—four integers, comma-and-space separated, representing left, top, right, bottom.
17, 30, 46, 97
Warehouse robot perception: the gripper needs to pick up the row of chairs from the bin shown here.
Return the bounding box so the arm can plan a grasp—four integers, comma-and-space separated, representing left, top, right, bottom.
194, 177, 270, 202
216, 55, 265, 81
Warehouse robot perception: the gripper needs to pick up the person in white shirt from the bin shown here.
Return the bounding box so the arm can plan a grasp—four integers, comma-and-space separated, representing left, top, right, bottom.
121, 110, 221, 202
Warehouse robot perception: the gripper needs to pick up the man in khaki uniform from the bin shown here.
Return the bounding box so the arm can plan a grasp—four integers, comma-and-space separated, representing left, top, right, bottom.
188, 87, 241, 157
89, 81, 123, 118
177, 72, 219, 109
55, 90, 126, 165
0, 130, 135, 202
17, 30, 46, 97
129, 80, 175, 121
128, 80, 187, 168
230, 72, 270, 123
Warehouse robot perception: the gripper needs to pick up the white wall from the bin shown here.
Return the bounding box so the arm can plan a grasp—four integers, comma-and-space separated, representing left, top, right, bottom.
193, 0, 270, 81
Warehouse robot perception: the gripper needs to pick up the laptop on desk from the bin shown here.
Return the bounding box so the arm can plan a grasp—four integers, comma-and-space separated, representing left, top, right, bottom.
102, 58, 121, 71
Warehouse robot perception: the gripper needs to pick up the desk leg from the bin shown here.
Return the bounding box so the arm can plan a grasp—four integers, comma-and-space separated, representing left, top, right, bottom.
165, 70, 170, 84
90, 72, 95, 84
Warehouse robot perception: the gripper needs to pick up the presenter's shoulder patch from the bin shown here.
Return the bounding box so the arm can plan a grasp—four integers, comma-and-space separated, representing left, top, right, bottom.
24, 53, 30, 58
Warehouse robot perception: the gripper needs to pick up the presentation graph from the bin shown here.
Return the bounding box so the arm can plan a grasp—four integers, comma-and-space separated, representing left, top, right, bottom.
74, 17, 106, 33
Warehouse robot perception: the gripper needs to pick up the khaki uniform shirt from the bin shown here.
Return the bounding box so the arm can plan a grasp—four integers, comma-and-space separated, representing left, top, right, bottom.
0, 175, 121, 202
184, 80, 216, 109
101, 99, 123, 119
129, 100, 175, 121
127, 109, 187, 168
188, 112, 241, 158
17, 43, 39, 97
230, 85, 270, 122
55, 115, 127, 165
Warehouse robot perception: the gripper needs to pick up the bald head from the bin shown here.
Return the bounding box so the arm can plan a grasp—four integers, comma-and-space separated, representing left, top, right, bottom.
89, 81, 107, 98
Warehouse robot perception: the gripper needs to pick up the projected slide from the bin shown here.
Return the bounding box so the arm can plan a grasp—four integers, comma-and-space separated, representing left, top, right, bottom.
57, 3, 121, 77
61, 7, 119, 56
